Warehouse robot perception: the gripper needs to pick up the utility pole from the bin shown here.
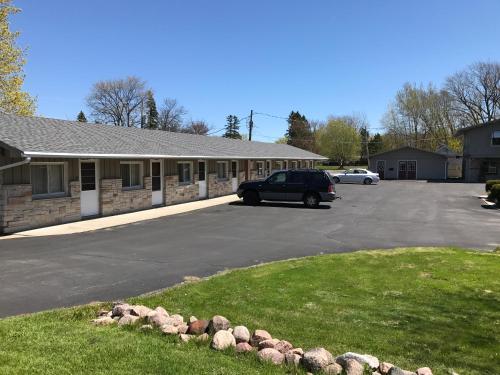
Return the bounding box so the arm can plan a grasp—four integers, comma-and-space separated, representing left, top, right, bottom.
364, 125, 370, 168
248, 109, 254, 141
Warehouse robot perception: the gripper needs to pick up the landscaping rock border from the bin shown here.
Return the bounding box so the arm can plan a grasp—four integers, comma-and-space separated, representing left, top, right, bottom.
92, 302, 442, 375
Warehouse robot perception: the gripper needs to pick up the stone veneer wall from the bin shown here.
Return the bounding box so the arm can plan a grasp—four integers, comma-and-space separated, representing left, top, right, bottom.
208, 173, 233, 198
164, 174, 199, 205
100, 177, 152, 216
0, 181, 81, 234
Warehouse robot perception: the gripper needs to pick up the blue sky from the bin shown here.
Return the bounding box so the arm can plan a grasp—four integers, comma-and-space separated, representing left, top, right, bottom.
12, 0, 500, 141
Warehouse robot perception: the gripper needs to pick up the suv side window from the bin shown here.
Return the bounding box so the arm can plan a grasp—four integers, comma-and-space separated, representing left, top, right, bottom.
268, 171, 287, 184
288, 171, 306, 183
310, 172, 328, 184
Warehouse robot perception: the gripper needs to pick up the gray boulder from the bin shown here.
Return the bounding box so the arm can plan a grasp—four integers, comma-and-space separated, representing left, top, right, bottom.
208, 315, 231, 334
233, 325, 250, 343
337, 352, 379, 369
388, 367, 416, 375
257, 348, 284, 365
302, 347, 334, 372
211, 330, 236, 350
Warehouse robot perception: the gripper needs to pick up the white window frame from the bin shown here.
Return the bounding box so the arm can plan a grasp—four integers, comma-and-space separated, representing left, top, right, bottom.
177, 161, 193, 185
256, 161, 264, 177
492, 131, 500, 146
276, 161, 283, 170
291, 161, 297, 169
120, 161, 143, 190
284, 160, 289, 170
266, 160, 271, 176
217, 161, 229, 181
30, 162, 68, 199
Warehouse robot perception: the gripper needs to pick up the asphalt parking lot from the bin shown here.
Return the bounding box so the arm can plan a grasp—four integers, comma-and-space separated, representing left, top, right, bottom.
0, 181, 498, 317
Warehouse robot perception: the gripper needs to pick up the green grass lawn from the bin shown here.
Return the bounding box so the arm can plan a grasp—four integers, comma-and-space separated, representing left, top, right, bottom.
1, 248, 499, 375
316, 165, 368, 171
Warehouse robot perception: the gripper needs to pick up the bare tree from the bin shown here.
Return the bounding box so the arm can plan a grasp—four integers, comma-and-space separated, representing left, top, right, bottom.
86, 76, 147, 127
182, 120, 211, 135
445, 62, 500, 126
158, 98, 187, 131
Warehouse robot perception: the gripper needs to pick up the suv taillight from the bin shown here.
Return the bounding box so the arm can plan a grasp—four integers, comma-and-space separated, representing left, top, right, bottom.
328, 183, 334, 193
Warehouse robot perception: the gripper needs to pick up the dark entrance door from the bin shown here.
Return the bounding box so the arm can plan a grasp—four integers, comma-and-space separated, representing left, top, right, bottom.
398, 161, 417, 180
376, 160, 385, 179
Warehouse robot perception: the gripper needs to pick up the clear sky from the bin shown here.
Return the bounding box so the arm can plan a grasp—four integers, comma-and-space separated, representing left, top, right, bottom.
12, 0, 500, 141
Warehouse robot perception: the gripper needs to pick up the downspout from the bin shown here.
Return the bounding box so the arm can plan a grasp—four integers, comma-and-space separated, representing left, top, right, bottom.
0, 156, 31, 171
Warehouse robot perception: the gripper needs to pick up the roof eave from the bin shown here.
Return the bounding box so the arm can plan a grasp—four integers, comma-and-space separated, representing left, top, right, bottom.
22, 151, 327, 161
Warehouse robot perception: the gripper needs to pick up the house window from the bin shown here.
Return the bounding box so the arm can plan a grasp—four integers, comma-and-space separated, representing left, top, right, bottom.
217, 161, 228, 180
120, 162, 142, 189
487, 162, 497, 174
177, 162, 192, 184
266, 160, 271, 176
292, 161, 297, 169
492, 131, 500, 146
30, 163, 65, 197
276, 161, 283, 170
256, 161, 264, 176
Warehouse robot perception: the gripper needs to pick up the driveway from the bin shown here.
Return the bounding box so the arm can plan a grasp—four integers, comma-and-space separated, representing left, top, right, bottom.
0, 181, 498, 317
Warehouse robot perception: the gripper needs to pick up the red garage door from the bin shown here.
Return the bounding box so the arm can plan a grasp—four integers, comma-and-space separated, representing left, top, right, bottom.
398, 161, 416, 180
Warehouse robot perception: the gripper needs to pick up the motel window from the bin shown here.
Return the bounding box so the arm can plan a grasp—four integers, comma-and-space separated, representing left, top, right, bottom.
217, 161, 228, 180
492, 131, 500, 146
120, 161, 142, 189
30, 163, 65, 197
487, 161, 497, 174
256, 161, 264, 176
177, 162, 192, 184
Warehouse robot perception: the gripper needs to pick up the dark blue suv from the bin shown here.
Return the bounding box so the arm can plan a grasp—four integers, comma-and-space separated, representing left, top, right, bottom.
237, 169, 336, 208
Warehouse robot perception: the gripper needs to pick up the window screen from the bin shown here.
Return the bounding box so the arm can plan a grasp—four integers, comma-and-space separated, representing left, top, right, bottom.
31, 164, 64, 196
217, 162, 228, 180
178, 162, 191, 184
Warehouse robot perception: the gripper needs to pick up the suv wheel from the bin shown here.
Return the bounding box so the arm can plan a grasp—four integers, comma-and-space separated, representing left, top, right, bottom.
243, 190, 260, 205
363, 178, 372, 185
303, 193, 319, 208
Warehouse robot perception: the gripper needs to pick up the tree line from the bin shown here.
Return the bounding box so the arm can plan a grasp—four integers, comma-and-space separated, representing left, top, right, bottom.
79, 76, 210, 135
279, 61, 499, 166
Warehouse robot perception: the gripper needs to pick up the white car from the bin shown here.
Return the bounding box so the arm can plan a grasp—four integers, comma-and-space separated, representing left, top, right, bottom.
331, 168, 380, 185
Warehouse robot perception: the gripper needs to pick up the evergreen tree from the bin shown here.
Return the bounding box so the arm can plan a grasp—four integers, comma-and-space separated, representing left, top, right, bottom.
0, 1, 36, 115
359, 127, 369, 162
77, 110, 87, 122
285, 111, 313, 151
145, 90, 159, 129
368, 133, 383, 155
223, 115, 242, 139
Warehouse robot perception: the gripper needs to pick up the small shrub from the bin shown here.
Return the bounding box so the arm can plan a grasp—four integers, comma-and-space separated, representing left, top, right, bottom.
485, 179, 500, 192
487, 184, 500, 203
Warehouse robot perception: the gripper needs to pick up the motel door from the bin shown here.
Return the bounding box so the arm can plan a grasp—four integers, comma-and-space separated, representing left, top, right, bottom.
198, 161, 207, 198
231, 161, 238, 192
80, 160, 99, 216
151, 160, 163, 205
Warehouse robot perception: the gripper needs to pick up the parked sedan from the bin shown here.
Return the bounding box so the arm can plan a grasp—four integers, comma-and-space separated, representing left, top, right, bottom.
331, 169, 380, 184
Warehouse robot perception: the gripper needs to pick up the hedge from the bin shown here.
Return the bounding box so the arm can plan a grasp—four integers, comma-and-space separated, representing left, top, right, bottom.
487, 184, 500, 203
485, 180, 500, 192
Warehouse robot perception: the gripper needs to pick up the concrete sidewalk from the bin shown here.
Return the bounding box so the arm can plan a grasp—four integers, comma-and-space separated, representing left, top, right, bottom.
2, 194, 239, 239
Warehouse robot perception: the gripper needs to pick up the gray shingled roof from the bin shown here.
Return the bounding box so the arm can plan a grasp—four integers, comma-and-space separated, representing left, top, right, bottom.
0, 113, 326, 160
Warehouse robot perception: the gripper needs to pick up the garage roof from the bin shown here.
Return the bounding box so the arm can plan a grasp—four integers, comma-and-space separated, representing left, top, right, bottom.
0, 113, 326, 160
370, 146, 447, 158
